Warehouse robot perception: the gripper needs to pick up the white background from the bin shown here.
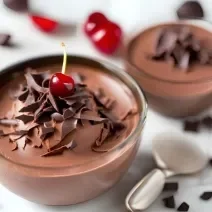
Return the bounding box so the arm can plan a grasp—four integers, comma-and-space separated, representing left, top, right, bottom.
1, 0, 212, 211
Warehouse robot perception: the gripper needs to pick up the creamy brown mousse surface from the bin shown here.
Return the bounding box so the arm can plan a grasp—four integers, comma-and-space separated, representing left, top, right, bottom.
0, 64, 139, 169
129, 23, 212, 96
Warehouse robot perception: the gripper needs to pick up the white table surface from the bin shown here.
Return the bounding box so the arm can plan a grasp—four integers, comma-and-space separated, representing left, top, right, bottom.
1, 0, 212, 211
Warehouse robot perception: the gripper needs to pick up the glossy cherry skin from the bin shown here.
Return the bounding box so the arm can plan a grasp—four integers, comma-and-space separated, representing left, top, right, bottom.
91, 21, 122, 54
84, 12, 108, 36
49, 73, 75, 97
30, 15, 58, 33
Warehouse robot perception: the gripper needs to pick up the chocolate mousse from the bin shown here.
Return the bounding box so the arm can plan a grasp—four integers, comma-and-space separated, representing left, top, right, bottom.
126, 22, 212, 117
0, 55, 145, 205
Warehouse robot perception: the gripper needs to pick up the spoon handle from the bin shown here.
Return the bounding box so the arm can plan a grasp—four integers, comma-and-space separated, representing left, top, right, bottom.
125, 168, 166, 211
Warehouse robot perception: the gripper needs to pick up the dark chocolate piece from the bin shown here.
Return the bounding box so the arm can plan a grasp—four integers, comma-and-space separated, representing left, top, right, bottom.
200, 192, 212, 200
177, 1, 204, 20
183, 120, 200, 132
0, 34, 11, 46
40, 126, 54, 141
41, 140, 77, 157
177, 202, 189, 211
202, 116, 212, 128
15, 114, 34, 124
19, 101, 41, 113
48, 92, 59, 112
61, 118, 77, 140
3, 0, 28, 11
209, 159, 212, 166
163, 196, 175, 208
163, 182, 179, 192
51, 113, 64, 122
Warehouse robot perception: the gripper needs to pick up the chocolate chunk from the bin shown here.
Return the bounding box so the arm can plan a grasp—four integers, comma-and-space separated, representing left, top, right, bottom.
40, 126, 54, 141
163, 196, 175, 208
177, 1, 204, 20
3, 0, 28, 11
183, 120, 200, 132
51, 113, 64, 122
202, 116, 212, 128
15, 114, 34, 124
0, 34, 11, 46
200, 192, 212, 200
177, 202, 189, 211
63, 102, 84, 119
163, 182, 179, 192
41, 140, 77, 157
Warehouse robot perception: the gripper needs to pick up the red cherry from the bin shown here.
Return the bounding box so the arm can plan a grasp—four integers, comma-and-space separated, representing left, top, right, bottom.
84, 12, 107, 36
30, 15, 58, 33
49, 73, 75, 97
90, 21, 122, 54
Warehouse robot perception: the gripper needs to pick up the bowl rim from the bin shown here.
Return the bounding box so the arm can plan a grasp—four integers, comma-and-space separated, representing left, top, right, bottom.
0, 54, 148, 173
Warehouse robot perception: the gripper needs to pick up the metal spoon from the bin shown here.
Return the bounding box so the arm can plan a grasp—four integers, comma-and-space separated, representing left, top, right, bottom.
125, 133, 208, 211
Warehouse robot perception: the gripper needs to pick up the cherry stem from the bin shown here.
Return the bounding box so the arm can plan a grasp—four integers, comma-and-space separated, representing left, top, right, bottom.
61, 42, 67, 75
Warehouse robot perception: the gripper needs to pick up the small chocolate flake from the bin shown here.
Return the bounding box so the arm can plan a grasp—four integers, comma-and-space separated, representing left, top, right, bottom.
163, 196, 175, 209
40, 126, 54, 141
61, 118, 77, 140
177, 1, 204, 20
163, 182, 179, 192
48, 92, 59, 112
200, 191, 212, 200
0, 34, 11, 46
183, 120, 200, 132
15, 114, 34, 124
51, 113, 64, 122
202, 116, 212, 128
11, 142, 18, 151
19, 101, 41, 113
3, 0, 28, 12
177, 202, 189, 211
0, 130, 4, 136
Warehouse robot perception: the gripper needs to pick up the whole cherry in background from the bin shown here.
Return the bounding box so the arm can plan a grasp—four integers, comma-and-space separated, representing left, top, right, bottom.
49, 43, 75, 97
84, 12, 122, 55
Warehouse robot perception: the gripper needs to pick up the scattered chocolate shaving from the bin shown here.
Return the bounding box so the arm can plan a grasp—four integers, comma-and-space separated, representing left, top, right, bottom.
3, 0, 28, 12
15, 114, 34, 124
163, 195, 175, 209
151, 25, 212, 70
0, 34, 11, 46
48, 92, 59, 112
183, 120, 200, 132
23, 137, 31, 150
0, 130, 4, 136
202, 116, 212, 128
200, 191, 212, 200
177, 202, 190, 211
40, 126, 54, 141
11, 141, 18, 151
163, 182, 179, 192
41, 140, 77, 157
74, 113, 107, 123
177, 1, 204, 20
19, 100, 41, 113
18, 89, 29, 102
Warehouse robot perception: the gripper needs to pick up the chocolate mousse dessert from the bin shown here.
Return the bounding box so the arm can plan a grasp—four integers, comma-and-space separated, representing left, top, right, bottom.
126, 22, 212, 117
0, 46, 145, 205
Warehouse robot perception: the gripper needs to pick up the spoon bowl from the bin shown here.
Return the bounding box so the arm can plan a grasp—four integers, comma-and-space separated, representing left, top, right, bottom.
152, 132, 208, 174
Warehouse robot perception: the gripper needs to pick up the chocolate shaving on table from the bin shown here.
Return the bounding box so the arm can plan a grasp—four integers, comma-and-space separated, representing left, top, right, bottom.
15, 114, 34, 124
151, 26, 212, 71
163, 182, 179, 192
41, 140, 77, 157
177, 1, 204, 20
0, 33, 11, 46
177, 202, 190, 211
163, 195, 175, 209
61, 118, 77, 141
40, 125, 54, 141
11, 141, 18, 151
19, 100, 41, 113
183, 120, 200, 132
200, 191, 212, 200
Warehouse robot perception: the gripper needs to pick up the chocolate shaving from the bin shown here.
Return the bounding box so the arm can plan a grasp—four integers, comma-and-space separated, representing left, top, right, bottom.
177, 1, 204, 20
19, 100, 41, 113
183, 120, 200, 132
0, 130, 4, 136
11, 141, 18, 151
0, 34, 11, 46
3, 0, 28, 12
41, 140, 77, 157
18, 89, 29, 102
61, 118, 77, 140
15, 114, 34, 124
177, 202, 189, 211
202, 116, 212, 128
40, 126, 54, 141
48, 92, 59, 112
